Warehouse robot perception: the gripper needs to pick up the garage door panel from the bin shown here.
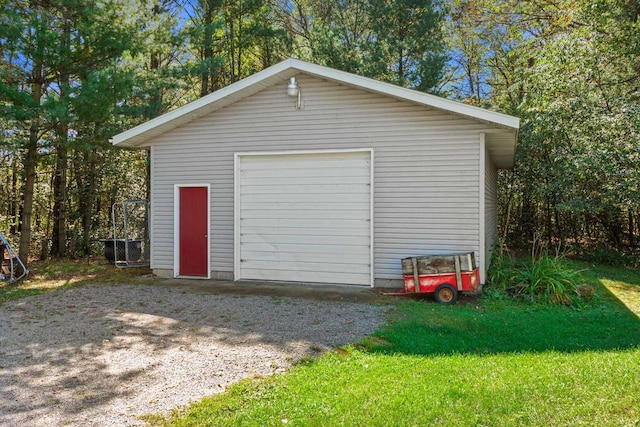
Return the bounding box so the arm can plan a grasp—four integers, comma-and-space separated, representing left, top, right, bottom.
238, 151, 372, 286
240, 268, 370, 286
240, 209, 370, 220
241, 202, 369, 212
241, 225, 370, 237
241, 167, 368, 179
241, 218, 369, 230
241, 156, 368, 170
241, 175, 371, 187
243, 250, 370, 265
241, 241, 369, 256
240, 192, 371, 204
240, 183, 370, 195
242, 259, 371, 274
240, 234, 370, 246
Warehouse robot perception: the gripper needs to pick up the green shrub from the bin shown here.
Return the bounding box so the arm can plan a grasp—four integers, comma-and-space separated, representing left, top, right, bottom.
487, 247, 584, 305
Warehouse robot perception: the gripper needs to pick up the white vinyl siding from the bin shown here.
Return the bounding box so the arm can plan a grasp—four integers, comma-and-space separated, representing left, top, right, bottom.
150, 74, 497, 283
485, 144, 499, 273
236, 151, 371, 285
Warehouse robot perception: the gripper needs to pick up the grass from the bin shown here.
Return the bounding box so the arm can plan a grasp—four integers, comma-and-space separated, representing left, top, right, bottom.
581, 261, 640, 315
0, 258, 152, 304
153, 261, 640, 427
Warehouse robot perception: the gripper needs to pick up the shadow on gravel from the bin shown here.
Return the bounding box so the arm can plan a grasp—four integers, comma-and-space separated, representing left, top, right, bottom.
0, 283, 388, 426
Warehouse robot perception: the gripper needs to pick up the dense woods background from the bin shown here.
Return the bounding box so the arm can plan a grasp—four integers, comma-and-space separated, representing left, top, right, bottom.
1, 0, 639, 264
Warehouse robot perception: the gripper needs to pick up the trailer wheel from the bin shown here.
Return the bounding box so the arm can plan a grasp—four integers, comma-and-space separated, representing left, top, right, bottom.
434, 284, 458, 304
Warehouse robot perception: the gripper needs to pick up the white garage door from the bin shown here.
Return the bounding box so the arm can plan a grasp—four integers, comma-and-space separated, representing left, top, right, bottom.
236, 150, 372, 286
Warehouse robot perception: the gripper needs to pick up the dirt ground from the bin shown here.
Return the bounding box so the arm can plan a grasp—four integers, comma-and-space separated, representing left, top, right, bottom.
0, 281, 389, 426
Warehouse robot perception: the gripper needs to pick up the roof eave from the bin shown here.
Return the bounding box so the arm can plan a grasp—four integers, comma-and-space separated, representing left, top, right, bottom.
111, 59, 298, 147
287, 58, 520, 130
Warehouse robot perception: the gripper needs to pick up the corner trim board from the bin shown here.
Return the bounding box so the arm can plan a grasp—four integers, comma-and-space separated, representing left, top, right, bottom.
479, 133, 487, 285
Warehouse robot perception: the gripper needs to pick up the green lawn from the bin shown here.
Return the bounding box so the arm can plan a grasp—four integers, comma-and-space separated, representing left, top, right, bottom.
154, 261, 640, 426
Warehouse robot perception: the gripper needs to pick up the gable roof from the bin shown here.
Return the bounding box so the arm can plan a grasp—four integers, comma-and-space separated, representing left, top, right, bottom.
111, 58, 519, 167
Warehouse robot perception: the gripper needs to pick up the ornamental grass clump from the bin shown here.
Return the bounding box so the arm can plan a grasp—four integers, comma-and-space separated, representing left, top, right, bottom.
488, 243, 584, 305
512, 255, 582, 304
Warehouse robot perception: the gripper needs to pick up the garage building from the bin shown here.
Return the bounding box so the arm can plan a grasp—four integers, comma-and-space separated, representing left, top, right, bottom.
111, 58, 519, 287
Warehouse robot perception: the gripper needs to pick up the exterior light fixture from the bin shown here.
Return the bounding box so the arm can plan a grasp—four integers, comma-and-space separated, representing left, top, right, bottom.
286, 77, 303, 109
287, 77, 299, 96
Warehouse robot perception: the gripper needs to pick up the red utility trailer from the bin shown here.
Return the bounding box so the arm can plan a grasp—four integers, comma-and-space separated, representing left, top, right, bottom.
386, 252, 480, 304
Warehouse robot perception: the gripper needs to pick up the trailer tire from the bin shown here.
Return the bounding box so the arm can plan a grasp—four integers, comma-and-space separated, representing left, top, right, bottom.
434, 284, 458, 304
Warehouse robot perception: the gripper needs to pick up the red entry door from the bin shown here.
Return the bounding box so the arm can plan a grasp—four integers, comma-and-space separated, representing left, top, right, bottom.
179, 186, 208, 277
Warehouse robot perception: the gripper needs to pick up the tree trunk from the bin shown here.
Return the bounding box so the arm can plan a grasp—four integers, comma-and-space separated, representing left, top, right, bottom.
519, 186, 535, 246
144, 149, 151, 260
499, 170, 516, 257
546, 196, 552, 246
51, 16, 71, 257
51, 134, 68, 257
201, 4, 214, 97
18, 80, 42, 262
398, 55, 403, 83
629, 208, 635, 248
80, 150, 97, 256
570, 213, 579, 247
554, 204, 563, 246
236, 2, 243, 81
229, 17, 235, 82
11, 161, 18, 235
3, 156, 9, 226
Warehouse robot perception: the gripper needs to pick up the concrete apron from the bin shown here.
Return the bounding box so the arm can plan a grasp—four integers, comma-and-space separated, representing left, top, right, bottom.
151, 278, 392, 304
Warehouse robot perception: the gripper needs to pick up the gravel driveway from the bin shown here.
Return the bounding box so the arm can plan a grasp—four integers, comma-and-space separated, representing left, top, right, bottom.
0, 283, 388, 426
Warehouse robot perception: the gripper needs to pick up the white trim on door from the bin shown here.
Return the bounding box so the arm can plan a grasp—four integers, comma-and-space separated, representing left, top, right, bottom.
237, 148, 374, 157
173, 184, 211, 279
